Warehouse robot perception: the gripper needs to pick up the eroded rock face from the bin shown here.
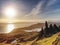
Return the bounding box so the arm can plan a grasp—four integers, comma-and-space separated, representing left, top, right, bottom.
53, 34, 60, 45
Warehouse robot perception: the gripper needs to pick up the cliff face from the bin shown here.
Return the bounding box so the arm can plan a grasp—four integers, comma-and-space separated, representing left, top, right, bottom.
10, 23, 44, 34
0, 23, 44, 43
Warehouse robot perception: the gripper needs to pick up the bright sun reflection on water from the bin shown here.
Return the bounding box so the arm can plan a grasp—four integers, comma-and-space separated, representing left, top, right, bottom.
7, 24, 14, 33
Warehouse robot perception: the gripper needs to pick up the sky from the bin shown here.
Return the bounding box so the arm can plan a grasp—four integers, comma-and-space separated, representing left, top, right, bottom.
0, 0, 60, 23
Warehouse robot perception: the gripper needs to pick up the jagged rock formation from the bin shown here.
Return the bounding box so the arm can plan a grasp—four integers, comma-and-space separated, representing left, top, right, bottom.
38, 21, 60, 39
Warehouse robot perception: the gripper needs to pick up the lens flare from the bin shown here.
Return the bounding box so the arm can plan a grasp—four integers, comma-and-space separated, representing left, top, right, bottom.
4, 6, 17, 18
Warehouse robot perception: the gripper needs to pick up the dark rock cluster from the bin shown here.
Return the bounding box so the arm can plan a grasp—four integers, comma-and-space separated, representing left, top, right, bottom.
37, 21, 60, 40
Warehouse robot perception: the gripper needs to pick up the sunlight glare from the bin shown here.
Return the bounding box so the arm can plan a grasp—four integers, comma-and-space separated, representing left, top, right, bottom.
7, 24, 14, 33
4, 6, 16, 18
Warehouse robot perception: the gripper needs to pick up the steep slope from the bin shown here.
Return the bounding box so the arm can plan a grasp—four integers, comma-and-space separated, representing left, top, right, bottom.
10, 23, 44, 34
53, 33, 60, 45
32, 33, 60, 45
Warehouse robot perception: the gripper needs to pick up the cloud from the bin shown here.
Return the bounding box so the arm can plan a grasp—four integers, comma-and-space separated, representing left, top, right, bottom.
23, 0, 58, 22
25, 1, 43, 16
46, 0, 57, 6
25, 0, 57, 16
22, 0, 58, 22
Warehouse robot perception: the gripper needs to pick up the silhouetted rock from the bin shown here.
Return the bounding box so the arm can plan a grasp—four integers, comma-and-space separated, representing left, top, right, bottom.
53, 24, 59, 33
45, 21, 48, 29
44, 21, 49, 37
49, 24, 54, 34
37, 21, 60, 41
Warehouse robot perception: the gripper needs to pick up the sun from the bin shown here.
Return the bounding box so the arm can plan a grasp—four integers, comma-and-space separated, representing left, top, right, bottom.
4, 6, 16, 18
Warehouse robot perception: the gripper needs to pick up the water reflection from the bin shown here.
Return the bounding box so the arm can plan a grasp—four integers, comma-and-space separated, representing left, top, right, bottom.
0, 22, 36, 33
7, 24, 15, 33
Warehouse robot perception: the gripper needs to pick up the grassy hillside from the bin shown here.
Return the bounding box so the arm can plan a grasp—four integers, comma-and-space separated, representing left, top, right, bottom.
0, 32, 60, 45
36, 33, 59, 45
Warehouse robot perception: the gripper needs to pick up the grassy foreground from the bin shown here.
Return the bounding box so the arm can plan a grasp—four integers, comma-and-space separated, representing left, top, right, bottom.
0, 33, 60, 45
